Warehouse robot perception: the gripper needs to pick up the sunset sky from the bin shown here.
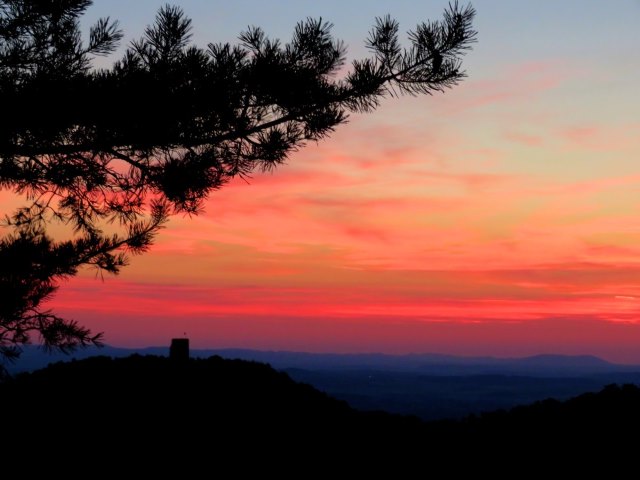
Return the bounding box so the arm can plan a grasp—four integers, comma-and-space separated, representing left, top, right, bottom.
11, 0, 640, 361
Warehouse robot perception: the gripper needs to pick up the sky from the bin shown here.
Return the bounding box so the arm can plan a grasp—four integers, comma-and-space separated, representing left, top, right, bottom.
8, 1, 640, 361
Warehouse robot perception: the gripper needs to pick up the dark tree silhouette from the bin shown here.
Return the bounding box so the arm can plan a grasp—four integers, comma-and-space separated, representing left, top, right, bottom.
0, 0, 476, 362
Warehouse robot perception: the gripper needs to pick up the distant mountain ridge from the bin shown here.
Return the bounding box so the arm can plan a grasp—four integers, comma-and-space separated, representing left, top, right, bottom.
10, 346, 640, 421
9, 345, 638, 377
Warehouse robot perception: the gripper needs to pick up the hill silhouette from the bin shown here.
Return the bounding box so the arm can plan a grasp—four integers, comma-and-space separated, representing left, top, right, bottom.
1, 354, 638, 471
0, 354, 426, 471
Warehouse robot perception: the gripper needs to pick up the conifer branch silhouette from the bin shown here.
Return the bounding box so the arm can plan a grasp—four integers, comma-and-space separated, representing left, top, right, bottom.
0, 0, 476, 364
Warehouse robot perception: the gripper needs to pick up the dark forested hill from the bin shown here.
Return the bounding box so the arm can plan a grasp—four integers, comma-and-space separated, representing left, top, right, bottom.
1, 354, 638, 472
0, 355, 426, 470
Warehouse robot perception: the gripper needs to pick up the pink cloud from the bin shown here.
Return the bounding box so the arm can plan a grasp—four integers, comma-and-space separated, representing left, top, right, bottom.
54, 258, 640, 320
560, 123, 640, 152
504, 131, 544, 146
427, 61, 573, 115
50, 272, 640, 362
